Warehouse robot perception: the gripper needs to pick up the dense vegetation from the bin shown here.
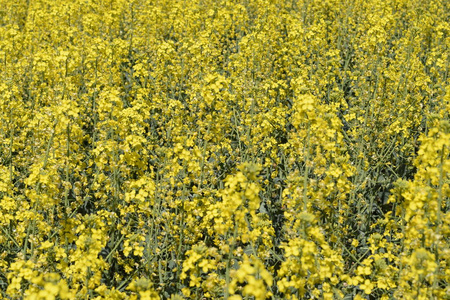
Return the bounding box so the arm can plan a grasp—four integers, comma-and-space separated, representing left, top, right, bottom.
0, 0, 449, 299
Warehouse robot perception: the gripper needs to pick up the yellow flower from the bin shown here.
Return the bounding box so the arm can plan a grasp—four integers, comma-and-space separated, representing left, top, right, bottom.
360, 279, 375, 295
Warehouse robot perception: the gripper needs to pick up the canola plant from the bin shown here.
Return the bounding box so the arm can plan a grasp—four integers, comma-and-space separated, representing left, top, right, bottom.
0, 0, 449, 299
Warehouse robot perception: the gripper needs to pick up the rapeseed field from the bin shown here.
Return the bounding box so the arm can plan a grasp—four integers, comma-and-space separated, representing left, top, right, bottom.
0, 0, 449, 299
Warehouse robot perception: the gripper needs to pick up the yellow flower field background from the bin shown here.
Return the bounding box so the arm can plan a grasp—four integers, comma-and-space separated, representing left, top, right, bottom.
0, 0, 449, 299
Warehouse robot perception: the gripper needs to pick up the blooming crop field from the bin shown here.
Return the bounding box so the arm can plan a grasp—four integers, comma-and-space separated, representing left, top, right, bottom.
0, 0, 449, 299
